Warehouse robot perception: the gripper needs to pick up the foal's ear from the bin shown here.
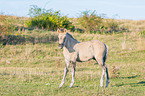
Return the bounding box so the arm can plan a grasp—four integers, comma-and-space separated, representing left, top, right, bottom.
57, 29, 60, 33
64, 28, 67, 33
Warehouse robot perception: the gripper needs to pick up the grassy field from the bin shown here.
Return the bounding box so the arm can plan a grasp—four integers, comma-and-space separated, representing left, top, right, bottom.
0, 16, 145, 95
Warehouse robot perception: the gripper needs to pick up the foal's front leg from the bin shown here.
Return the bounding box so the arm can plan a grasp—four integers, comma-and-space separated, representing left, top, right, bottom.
59, 59, 70, 88
69, 62, 76, 88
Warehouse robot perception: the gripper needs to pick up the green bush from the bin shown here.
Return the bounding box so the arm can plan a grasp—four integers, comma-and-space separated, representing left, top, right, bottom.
76, 10, 128, 34
101, 19, 129, 34
77, 10, 103, 33
0, 15, 16, 36
0, 15, 17, 45
25, 5, 75, 31
102, 19, 119, 33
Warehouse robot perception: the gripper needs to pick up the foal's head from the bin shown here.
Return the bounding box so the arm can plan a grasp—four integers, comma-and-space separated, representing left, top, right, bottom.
57, 28, 67, 49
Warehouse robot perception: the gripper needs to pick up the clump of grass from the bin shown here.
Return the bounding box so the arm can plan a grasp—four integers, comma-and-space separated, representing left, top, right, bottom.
122, 33, 126, 50
56, 59, 61, 68
110, 66, 120, 78
137, 31, 144, 50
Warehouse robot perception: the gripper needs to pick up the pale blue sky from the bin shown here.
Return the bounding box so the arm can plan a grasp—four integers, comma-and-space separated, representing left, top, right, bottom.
0, 0, 145, 20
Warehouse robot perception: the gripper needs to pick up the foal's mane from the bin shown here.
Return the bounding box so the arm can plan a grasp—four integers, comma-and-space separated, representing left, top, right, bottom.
66, 32, 80, 43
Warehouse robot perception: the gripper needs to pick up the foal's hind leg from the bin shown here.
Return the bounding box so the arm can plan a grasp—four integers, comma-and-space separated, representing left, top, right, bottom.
97, 58, 109, 87
59, 59, 70, 88
103, 64, 109, 87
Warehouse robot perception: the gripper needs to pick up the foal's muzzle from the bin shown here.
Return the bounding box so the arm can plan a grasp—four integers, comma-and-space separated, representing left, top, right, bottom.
58, 43, 64, 49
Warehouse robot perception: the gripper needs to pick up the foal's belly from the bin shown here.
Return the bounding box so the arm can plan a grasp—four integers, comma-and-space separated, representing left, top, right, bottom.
78, 54, 93, 62
75, 41, 94, 62
77, 50, 94, 62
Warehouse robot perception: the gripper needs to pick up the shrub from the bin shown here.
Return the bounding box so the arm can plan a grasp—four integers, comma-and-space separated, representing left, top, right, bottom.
0, 15, 16, 36
101, 19, 129, 34
77, 10, 103, 33
25, 5, 75, 31
76, 10, 128, 34
0, 15, 17, 45
101, 19, 119, 33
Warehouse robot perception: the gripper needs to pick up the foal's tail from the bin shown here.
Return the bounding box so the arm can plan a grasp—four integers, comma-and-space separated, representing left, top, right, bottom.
103, 44, 109, 62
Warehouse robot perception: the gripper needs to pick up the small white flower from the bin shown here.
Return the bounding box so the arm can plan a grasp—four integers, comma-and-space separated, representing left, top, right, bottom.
45, 83, 50, 85
6, 60, 10, 64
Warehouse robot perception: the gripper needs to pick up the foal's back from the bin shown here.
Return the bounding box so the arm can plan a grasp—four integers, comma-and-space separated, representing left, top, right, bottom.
74, 40, 106, 62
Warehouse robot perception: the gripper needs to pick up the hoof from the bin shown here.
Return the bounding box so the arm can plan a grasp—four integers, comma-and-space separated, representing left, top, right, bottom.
59, 84, 63, 88
69, 83, 74, 88
105, 80, 110, 87
69, 85, 73, 88
100, 85, 103, 87
59, 82, 64, 88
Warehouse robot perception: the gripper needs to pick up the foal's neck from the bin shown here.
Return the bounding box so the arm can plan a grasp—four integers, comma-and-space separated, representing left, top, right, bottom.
64, 33, 79, 52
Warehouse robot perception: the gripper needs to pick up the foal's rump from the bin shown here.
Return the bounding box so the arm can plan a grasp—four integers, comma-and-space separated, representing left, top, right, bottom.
75, 40, 106, 62
91, 40, 106, 57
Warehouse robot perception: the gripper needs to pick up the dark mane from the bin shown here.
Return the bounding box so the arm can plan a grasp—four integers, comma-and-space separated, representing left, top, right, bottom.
66, 33, 80, 43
